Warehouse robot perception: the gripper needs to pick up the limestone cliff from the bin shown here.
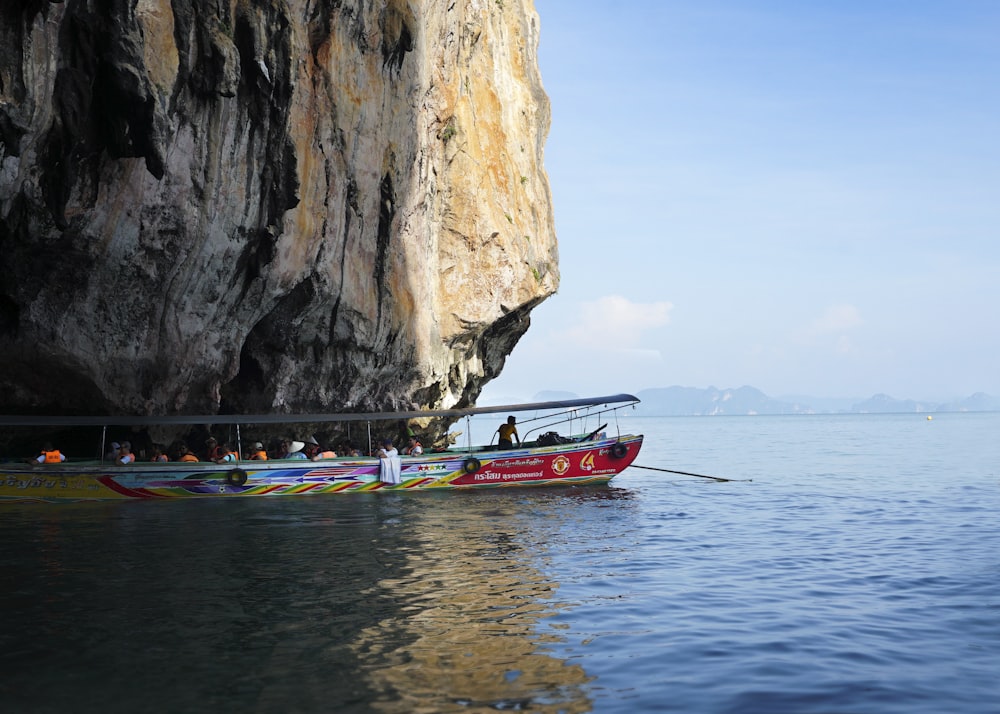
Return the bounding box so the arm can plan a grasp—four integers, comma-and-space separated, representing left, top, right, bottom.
0, 0, 557, 423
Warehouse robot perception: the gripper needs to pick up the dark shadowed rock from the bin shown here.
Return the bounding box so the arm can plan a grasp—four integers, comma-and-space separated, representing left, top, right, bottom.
0, 0, 557, 436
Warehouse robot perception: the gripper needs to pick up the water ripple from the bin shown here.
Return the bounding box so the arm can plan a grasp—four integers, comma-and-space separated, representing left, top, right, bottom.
3, 414, 1000, 712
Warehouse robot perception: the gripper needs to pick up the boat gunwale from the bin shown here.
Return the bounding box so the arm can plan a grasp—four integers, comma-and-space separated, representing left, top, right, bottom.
2, 433, 645, 475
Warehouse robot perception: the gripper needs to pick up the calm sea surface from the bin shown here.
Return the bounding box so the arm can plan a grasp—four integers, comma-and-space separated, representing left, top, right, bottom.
3, 413, 999, 713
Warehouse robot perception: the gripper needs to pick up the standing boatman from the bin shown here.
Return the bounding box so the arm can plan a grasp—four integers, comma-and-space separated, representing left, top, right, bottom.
496, 416, 521, 450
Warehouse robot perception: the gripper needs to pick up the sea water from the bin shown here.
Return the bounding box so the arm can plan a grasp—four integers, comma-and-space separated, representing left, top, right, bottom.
2, 413, 999, 713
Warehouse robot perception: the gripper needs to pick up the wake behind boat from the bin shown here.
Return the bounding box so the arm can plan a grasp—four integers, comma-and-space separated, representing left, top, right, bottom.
0, 394, 643, 503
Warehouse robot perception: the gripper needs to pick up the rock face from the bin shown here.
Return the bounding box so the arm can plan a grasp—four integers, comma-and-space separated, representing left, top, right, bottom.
0, 0, 557, 421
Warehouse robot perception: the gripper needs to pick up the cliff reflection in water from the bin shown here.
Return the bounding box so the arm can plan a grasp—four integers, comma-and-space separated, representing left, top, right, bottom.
347, 492, 600, 713
1, 488, 635, 713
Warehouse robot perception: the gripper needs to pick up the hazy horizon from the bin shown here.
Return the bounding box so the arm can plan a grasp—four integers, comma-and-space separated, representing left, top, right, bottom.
479, 382, 995, 409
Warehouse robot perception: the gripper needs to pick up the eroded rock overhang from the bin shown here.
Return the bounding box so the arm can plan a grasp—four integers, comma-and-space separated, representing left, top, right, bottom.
0, 0, 558, 428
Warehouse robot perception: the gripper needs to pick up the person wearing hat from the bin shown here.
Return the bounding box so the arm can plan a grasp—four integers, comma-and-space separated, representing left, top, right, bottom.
104, 441, 121, 462
374, 438, 398, 459
302, 435, 321, 459
282, 440, 307, 459
247, 441, 268, 460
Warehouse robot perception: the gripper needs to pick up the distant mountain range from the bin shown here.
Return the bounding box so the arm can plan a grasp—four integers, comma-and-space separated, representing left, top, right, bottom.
526, 387, 1000, 416
628, 386, 1000, 416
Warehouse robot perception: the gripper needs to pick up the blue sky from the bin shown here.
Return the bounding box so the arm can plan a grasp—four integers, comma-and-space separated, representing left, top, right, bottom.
481, 0, 1000, 404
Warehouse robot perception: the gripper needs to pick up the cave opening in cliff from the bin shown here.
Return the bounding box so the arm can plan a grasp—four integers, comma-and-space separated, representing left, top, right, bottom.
380, 2, 414, 76
375, 172, 395, 291
0, 294, 18, 337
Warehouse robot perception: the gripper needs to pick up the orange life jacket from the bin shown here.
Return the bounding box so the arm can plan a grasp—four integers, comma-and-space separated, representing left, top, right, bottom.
42, 449, 63, 464
249, 450, 268, 460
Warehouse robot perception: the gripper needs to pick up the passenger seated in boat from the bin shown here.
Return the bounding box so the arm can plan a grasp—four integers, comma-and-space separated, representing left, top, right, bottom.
203, 436, 223, 462
311, 443, 338, 461
115, 441, 136, 466
247, 442, 268, 460
150, 444, 169, 462
214, 443, 238, 464
282, 440, 308, 459
401, 436, 423, 455
104, 441, 121, 461
496, 416, 521, 450
302, 435, 322, 459
341, 442, 363, 457
175, 442, 200, 462
30, 442, 66, 464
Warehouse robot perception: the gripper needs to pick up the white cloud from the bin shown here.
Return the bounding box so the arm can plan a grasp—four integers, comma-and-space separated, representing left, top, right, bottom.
787, 304, 864, 358
560, 295, 673, 349
806, 304, 863, 336
835, 335, 855, 354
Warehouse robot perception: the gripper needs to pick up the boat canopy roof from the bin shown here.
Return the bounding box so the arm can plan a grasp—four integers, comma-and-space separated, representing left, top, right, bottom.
0, 394, 640, 427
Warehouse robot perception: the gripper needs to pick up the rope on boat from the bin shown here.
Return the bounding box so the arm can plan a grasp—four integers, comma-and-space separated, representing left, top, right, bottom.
630, 464, 751, 483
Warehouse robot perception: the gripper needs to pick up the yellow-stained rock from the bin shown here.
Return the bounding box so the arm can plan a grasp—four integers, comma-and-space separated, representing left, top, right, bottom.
0, 0, 557, 420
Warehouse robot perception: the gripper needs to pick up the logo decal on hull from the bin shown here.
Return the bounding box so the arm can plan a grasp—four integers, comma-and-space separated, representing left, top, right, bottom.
552, 455, 570, 475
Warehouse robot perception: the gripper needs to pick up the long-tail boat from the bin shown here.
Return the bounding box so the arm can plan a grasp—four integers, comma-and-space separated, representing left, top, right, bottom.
0, 394, 642, 503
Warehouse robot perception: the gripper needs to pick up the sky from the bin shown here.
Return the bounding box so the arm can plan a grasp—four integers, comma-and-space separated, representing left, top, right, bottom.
480, 0, 1000, 404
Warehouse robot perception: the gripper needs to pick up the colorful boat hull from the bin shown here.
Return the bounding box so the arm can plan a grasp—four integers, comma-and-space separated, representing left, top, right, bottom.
0, 434, 643, 503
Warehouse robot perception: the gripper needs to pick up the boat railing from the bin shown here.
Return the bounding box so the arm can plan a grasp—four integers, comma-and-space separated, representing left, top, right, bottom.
0, 394, 640, 463
515, 403, 634, 445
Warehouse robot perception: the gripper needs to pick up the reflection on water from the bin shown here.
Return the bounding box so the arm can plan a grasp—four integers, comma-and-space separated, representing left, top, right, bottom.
0, 487, 634, 713
354, 497, 588, 713
10, 414, 999, 713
